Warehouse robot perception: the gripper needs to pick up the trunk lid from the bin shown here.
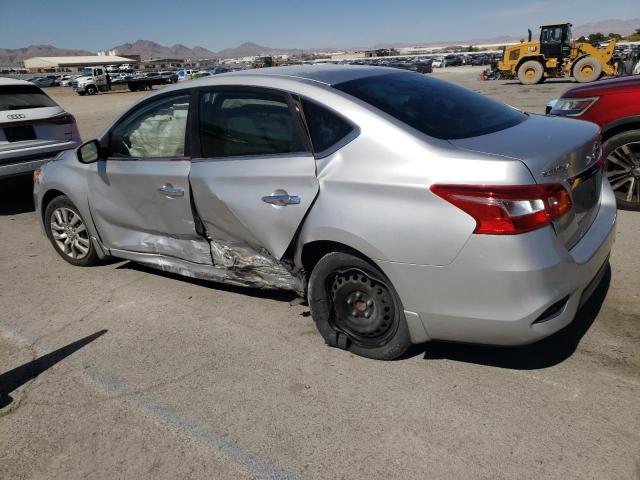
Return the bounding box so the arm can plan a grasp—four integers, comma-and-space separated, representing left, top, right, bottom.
0, 106, 71, 160
449, 114, 603, 248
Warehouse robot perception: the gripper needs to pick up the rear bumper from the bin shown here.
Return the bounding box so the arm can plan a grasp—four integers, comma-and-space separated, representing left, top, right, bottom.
378, 178, 617, 346
0, 141, 79, 178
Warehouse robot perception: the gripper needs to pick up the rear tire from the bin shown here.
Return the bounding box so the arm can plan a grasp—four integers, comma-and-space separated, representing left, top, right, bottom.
603, 130, 640, 210
308, 252, 411, 360
44, 196, 100, 266
573, 56, 602, 83
517, 60, 544, 85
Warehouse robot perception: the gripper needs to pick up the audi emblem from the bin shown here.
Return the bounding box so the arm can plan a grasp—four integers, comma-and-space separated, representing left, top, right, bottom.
7, 113, 26, 120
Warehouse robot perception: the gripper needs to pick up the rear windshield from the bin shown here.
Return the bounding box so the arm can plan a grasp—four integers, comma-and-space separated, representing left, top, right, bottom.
0, 84, 57, 111
334, 72, 526, 139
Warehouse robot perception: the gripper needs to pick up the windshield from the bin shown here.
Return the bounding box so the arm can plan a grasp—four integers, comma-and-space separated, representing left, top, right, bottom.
334, 72, 526, 139
0, 84, 57, 111
79, 68, 93, 77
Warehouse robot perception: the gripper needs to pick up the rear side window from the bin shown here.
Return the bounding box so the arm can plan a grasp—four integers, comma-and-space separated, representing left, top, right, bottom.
301, 99, 353, 153
199, 90, 308, 157
334, 72, 526, 140
0, 85, 57, 111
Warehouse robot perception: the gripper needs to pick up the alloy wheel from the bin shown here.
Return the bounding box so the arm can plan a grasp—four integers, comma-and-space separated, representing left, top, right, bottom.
607, 141, 640, 206
50, 207, 91, 260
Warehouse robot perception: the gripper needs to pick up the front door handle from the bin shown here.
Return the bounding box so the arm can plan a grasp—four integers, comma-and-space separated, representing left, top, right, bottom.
158, 183, 184, 197
261, 193, 301, 206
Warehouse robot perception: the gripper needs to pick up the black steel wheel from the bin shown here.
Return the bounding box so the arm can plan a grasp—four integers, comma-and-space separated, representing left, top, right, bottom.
308, 252, 411, 360
329, 268, 399, 348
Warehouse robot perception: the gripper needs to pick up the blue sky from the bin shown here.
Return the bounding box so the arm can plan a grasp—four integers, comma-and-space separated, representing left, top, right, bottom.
1, 0, 639, 51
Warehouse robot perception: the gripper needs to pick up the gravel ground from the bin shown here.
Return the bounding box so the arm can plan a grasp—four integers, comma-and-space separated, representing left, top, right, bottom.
1, 66, 639, 480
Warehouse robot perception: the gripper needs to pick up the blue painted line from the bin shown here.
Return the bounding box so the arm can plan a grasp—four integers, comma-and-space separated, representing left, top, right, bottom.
0, 320, 298, 480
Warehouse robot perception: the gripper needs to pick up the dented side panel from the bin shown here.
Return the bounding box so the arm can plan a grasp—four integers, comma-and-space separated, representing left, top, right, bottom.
112, 245, 302, 293
88, 159, 213, 265
189, 153, 319, 260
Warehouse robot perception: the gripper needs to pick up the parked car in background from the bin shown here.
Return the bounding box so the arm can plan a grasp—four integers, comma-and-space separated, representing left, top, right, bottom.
443, 55, 463, 67
0, 78, 81, 178
176, 69, 195, 82
60, 75, 79, 87
549, 75, 640, 210
471, 55, 489, 66
386, 61, 433, 74
30, 77, 58, 88
33, 65, 614, 360
432, 56, 444, 68
158, 71, 179, 83
209, 66, 231, 75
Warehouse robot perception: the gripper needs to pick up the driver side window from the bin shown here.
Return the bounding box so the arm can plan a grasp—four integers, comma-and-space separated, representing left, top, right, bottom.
110, 94, 191, 159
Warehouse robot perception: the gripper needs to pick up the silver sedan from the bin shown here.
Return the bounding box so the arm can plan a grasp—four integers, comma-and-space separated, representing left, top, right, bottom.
33, 65, 615, 359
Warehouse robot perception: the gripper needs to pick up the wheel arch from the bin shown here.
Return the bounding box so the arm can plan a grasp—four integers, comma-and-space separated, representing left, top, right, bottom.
601, 116, 640, 143
300, 240, 377, 276
40, 188, 67, 223
39, 187, 109, 259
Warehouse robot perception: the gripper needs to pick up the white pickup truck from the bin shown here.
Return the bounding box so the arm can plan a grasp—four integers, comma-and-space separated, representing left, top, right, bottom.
71, 67, 166, 96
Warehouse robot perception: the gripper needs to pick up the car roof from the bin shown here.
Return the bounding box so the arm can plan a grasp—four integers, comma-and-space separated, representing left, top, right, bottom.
0, 77, 33, 86
217, 64, 398, 86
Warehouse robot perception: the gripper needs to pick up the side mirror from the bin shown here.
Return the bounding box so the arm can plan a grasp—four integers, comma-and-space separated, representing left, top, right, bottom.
77, 139, 102, 164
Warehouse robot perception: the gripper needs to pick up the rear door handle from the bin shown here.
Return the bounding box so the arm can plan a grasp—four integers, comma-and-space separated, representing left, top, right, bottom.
261, 193, 301, 206
158, 183, 184, 197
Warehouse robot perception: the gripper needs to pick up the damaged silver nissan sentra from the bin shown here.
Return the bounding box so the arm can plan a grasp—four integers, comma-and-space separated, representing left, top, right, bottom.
34, 65, 616, 360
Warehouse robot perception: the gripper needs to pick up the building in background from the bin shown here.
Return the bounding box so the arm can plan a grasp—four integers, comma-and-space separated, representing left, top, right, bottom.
23, 55, 137, 72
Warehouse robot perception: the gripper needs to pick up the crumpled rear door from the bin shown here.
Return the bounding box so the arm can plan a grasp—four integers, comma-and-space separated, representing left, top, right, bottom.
190, 153, 319, 261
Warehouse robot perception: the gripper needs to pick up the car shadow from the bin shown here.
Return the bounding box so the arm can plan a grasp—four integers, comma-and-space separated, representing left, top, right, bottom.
0, 175, 35, 215
0, 329, 107, 409
117, 262, 298, 303
410, 265, 611, 370
0, 174, 35, 215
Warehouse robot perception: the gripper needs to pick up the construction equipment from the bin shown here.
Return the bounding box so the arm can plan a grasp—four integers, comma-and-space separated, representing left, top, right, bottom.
496, 23, 618, 84
252, 56, 279, 69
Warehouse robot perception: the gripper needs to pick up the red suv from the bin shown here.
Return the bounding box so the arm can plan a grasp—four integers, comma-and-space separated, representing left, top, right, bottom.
550, 76, 640, 210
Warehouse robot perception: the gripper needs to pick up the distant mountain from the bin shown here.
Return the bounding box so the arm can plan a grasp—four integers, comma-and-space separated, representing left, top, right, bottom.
372, 18, 640, 49
573, 18, 640, 37
3, 18, 639, 66
110, 40, 217, 59
111, 40, 317, 60
0, 44, 93, 65
215, 42, 305, 58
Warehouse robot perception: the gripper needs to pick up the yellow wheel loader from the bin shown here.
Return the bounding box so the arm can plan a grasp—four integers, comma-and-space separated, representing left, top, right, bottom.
496, 23, 618, 84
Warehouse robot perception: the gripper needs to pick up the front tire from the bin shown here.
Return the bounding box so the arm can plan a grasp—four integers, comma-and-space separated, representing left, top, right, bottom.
85, 85, 97, 95
308, 252, 411, 360
517, 60, 544, 85
573, 56, 602, 83
604, 130, 640, 210
44, 196, 100, 266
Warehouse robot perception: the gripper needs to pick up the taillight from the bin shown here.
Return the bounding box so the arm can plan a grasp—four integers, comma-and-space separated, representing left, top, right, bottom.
430, 184, 572, 235
49, 113, 75, 125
